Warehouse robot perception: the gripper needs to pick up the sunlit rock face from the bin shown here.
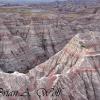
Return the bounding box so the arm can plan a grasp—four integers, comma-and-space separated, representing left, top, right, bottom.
0, 31, 100, 100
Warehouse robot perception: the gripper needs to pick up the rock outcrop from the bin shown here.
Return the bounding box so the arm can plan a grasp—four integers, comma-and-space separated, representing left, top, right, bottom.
0, 12, 75, 73
0, 31, 100, 100
0, 6, 100, 73
0, 5, 100, 100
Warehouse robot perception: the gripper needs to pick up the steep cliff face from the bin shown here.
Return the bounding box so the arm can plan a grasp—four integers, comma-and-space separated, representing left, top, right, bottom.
0, 31, 99, 100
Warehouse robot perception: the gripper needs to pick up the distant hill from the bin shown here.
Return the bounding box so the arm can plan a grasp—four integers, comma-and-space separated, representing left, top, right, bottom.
0, 0, 99, 6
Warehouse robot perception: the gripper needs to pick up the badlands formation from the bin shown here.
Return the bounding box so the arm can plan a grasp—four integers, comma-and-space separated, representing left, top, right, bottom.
0, 31, 100, 100
0, 10, 75, 73
0, 2, 100, 100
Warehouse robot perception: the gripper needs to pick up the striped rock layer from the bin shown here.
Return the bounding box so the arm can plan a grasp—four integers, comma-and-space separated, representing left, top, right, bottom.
0, 31, 100, 100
